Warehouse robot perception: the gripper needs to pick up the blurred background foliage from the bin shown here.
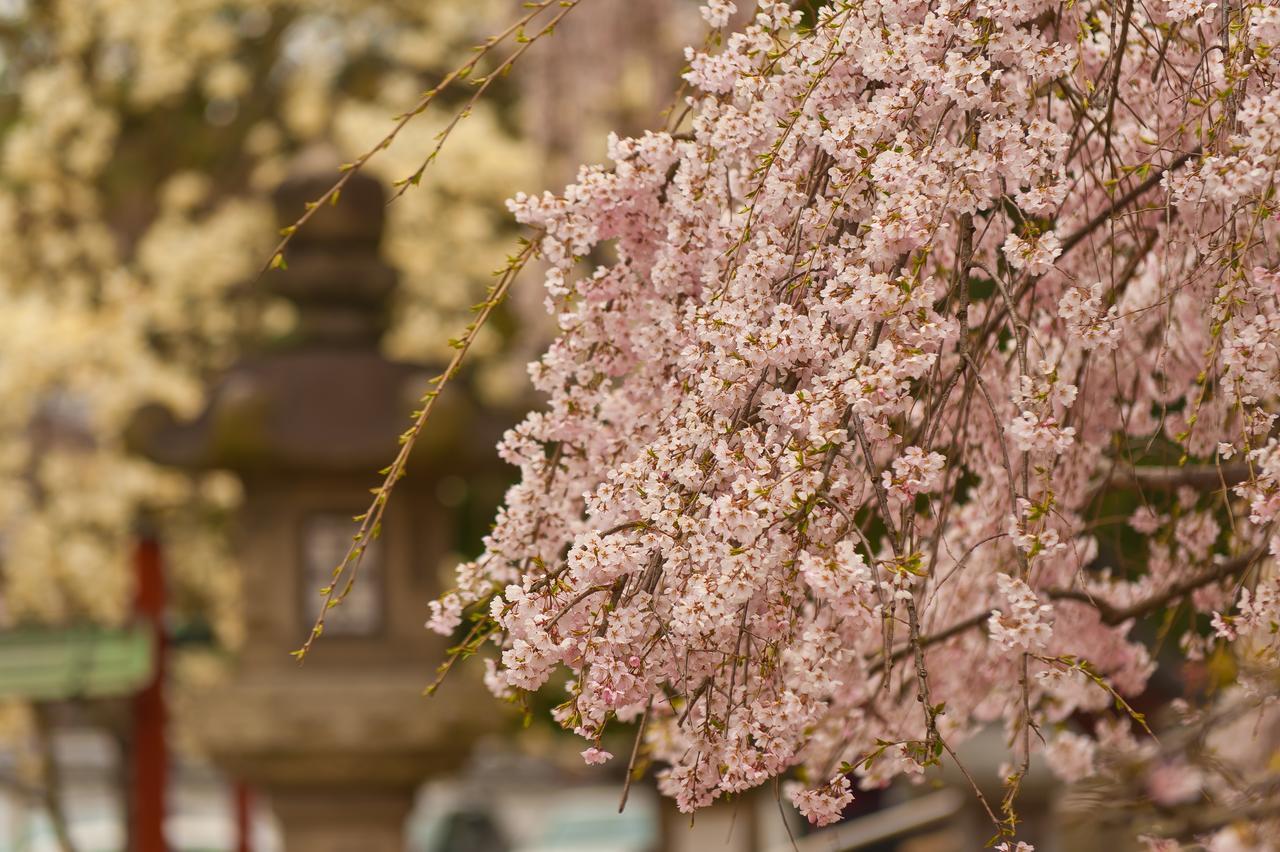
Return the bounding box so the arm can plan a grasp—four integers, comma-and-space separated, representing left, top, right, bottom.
0, 0, 540, 639
0, 0, 695, 811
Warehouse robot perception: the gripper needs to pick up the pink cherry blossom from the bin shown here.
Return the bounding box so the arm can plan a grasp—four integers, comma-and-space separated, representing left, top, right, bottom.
581, 747, 613, 765
789, 775, 853, 827
429, 0, 1280, 839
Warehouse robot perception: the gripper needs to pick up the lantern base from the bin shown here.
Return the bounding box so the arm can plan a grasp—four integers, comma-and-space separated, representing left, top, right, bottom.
268, 786, 415, 852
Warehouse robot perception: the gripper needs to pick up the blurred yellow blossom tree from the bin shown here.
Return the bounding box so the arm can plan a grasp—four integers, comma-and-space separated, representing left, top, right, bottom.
0, 0, 538, 639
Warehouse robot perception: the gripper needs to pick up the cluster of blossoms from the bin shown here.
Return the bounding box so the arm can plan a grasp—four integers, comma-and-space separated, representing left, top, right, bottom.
882, 446, 946, 504
988, 574, 1053, 653
787, 773, 855, 826
430, 0, 1280, 844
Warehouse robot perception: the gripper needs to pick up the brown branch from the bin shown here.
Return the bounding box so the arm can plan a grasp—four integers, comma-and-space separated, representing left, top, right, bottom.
872, 543, 1268, 671
544, 584, 613, 630
1047, 544, 1267, 625
618, 698, 652, 813
1058, 148, 1200, 258
1096, 461, 1250, 493
868, 610, 989, 675
1175, 797, 1280, 840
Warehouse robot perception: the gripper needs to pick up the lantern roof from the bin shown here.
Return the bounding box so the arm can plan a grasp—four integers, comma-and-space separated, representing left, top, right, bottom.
130, 150, 485, 476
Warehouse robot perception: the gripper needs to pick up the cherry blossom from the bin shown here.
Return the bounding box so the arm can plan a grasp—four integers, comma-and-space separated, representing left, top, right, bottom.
428, 0, 1280, 842
789, 775, 854, 827
988, 574, 1054, 653
581, 747, 614, 765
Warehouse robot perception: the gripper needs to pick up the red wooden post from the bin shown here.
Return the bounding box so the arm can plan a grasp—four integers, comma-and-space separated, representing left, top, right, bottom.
132, 537, 167, 852
235, 783, 252, 852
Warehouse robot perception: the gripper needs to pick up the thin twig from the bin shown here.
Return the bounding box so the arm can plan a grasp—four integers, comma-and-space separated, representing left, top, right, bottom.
296, 236, 540, 661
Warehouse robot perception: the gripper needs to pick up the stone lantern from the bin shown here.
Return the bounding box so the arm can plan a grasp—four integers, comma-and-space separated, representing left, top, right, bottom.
132, 151, 501, 852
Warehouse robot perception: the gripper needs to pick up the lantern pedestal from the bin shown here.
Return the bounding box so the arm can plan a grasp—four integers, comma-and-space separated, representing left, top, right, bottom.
174, 663, 492, 850
268, 788, 415, 852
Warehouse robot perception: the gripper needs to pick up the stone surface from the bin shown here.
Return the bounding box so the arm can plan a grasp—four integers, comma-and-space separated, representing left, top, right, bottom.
269, 788, 415, 852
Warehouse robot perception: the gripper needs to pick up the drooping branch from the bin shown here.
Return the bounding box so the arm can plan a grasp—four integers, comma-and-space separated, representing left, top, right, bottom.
262, 0, 579, 274
296, 235, 540, 661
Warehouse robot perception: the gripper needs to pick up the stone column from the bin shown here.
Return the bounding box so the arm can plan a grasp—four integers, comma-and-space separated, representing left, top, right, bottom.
132, 150, 502, 852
